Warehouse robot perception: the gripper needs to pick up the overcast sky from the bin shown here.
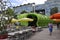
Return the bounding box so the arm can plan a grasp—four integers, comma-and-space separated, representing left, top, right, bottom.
8, 0, 47, 6
2, 0, 47, 7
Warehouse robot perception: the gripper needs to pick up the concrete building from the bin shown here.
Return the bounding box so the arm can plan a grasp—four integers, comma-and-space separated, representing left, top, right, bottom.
13, 3, 35, 15
45, 0, 60, 16
13, 0, 60, 16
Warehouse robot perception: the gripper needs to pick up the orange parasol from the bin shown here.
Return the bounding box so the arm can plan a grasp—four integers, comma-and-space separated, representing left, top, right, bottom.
50, 12, 60, 19
50, 12, 60, 22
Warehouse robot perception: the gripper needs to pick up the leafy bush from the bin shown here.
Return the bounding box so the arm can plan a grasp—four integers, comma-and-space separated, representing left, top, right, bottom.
17, 13, 53, 28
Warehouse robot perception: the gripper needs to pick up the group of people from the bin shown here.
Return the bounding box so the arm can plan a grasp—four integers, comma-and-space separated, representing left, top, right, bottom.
6, 22, 60, 36
30, 22, 53, 35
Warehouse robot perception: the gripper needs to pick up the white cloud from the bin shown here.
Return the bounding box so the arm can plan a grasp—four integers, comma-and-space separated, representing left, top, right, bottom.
21, 0, 28, 5
16, 0, 22, 2
10, 0, 47, 6
11, 3, 19, 6
20, 0, 47, 5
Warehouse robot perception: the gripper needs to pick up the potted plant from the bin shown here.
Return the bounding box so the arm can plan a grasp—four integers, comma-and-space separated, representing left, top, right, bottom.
0, 18, 8, 39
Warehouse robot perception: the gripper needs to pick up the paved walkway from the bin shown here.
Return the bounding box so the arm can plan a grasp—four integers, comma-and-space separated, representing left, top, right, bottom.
28, 26, 60, 40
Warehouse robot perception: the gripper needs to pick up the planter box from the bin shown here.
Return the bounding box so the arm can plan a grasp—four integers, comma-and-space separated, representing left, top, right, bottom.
0, 33, 8, 39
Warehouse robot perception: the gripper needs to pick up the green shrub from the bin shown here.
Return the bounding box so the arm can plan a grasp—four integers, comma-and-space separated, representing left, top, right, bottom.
17, 13, 53, 28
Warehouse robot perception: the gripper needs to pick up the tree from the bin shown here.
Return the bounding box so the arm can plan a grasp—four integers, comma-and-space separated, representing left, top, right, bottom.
2, 7, 15, 24
31, 11, 34, 13
5, 7, 14, 16
50, 7, 58, 15
20, 10, 28, 14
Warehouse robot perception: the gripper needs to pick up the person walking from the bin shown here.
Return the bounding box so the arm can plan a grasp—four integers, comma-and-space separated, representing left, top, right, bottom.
48, 22, 53, 36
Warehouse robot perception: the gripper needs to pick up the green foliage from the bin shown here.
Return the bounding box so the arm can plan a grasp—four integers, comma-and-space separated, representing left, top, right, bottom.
17, 13, 28, 26
6, 7, 14, 16
17, 13, 53, 28
0, 8, 14, 34
50, 7, 58, 15
20, 10, 28, 14
27, 13, 37, 26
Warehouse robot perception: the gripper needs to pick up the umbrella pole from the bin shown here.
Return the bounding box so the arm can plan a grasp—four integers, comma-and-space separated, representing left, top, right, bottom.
57, 23, 60, 29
